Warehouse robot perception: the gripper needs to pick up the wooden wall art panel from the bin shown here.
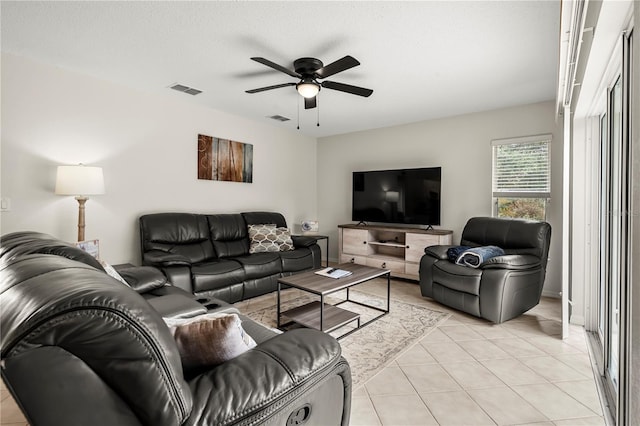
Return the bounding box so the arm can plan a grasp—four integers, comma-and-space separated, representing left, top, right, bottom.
198, 134, 253, 183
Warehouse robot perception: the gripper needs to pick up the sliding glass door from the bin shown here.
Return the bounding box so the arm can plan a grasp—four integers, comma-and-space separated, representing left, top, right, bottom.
593, 30, 632, 424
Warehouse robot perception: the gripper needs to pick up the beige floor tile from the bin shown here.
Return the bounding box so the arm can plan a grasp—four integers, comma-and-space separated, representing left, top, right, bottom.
520, 356, 590, 382
0, 398, 27, 424
420, 391, 496, 425
511, 383, 595, 421
563, 330, 590, 353
535, 320, 563, 336
553, 416, 606, 425
439, 324, 485, 341
527, 336, 584, 356
420, 328, 453, 344
440, 361, 505, 389
467, 386, 548, 425
365, 366, 415, 396
349, 395, 382, 426
400, 363, 462, 393
491, 337, 548, 358
457, 339, 511, 361
507, 422, 554, 426
501, 320, 560, 339
370, 394, 438, 425
468, 323, 517, 340
395, 342, 437, 365
448, 312, 487, 324
480, 358, 548, 386
352, 385, 368, 397
554, 353, 596, 378
554, 380, 603, 416
422, 341, 475, 363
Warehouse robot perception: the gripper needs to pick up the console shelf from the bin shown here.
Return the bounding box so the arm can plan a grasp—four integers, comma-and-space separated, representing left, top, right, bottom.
338, 224, 453, 280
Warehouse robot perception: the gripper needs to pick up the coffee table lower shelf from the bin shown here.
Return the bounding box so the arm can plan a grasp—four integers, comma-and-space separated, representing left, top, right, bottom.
281, 301, 360, 333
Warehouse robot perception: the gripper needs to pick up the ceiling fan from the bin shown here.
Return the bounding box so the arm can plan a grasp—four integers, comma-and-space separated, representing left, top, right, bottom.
245, 55, 373, 109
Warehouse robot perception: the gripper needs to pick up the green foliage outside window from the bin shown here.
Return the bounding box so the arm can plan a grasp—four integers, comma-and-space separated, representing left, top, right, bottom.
497, 197, 546, 220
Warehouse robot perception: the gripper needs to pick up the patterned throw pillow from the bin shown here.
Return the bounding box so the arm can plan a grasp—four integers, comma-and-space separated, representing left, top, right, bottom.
248, 224, 294, 253
275, 227, 295, 251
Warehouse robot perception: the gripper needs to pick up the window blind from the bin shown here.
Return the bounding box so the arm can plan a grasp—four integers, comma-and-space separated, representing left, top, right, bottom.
492, 135, 551, 198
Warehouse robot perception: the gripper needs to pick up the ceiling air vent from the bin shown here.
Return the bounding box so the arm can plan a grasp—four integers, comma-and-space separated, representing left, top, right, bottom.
169, 83, 202, 96
268, 115, 290, 122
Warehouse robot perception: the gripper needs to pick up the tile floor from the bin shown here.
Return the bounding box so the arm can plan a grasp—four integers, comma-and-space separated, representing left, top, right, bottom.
0, 279, 604, 426
349, 279, 604, 426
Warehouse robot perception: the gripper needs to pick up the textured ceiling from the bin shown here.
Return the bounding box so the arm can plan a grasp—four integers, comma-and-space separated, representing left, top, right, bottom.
1, 1, 561, 138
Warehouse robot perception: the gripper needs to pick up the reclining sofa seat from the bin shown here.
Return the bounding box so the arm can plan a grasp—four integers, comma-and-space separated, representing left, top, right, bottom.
140, 211, 321, 303
419, 217, 552, 323
0, 231, 352, 425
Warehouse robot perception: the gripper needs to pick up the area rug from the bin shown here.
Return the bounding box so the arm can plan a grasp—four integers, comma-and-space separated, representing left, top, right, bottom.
241, 289, 450, 388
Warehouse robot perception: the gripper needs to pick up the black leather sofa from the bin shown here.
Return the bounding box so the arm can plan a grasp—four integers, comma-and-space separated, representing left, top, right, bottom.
140, 211, 321, 303
419, 217, 552, 323
0, 231, 352, 425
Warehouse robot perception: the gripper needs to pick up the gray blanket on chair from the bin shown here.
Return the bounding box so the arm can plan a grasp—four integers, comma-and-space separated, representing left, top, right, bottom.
455, 245, 505, 268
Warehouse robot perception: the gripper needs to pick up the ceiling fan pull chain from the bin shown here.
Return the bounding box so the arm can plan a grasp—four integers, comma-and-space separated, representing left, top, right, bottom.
317, 94, 320, 127
297, 96, 300, 130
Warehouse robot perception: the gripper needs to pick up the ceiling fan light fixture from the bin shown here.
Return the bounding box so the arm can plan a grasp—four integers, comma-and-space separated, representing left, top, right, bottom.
296, 80, 320, 98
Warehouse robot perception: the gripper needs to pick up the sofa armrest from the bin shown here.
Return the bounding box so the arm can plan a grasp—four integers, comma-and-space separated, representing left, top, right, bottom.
146, 294, 207, 319
291, 235, 317, 248
143, 250, 191, 267
423, 245, 456, 260
117, 266, 168, 293
187, 329, 351, 425
481, 254, 541, 270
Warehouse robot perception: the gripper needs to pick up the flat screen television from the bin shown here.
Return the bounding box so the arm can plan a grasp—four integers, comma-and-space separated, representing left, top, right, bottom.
352, 167, 441, 226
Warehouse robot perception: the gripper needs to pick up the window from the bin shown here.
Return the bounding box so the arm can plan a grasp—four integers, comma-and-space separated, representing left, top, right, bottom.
491, 134, 551, 220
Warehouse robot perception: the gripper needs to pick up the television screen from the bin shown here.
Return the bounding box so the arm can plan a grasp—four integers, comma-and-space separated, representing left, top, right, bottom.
352, 167, 441, 226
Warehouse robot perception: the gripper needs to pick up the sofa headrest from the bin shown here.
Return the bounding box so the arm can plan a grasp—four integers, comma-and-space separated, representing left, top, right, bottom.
241, 212, 287, 228
139, 213, 215, 263
461, 217, 552, 263
206, 214, 249, 258
0, 231, 105, 271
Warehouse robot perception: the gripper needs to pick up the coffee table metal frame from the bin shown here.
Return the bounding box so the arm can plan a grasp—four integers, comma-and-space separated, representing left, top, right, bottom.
277, 263, 391, 340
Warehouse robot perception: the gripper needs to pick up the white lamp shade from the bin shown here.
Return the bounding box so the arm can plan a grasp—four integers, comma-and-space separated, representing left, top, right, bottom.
55, 165, 105, 196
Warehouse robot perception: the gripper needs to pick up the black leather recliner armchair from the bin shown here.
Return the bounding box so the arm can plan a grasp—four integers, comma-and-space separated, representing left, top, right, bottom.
0, 232, 352, 425
419, 217, 552, 323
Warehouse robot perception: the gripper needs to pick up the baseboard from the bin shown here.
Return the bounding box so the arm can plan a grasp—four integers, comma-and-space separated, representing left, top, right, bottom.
542, 290, 561, 298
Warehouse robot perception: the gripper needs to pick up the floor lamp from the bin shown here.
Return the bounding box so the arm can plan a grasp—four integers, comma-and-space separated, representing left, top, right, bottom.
55, 164, 105, 241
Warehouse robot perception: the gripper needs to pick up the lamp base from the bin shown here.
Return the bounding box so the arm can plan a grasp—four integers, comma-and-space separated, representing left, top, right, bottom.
75, 196, 88, 242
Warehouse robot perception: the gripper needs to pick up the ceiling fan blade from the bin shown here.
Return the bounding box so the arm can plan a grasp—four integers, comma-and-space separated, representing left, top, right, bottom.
250, 57, 300, 78
245, 82, 296, 94
321, 81, 373, 97
305, 97, 317, 109
315, 55, 360, 78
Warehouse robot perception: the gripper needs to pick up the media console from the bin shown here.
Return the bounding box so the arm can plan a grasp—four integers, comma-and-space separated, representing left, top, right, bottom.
338, 224, 453, 280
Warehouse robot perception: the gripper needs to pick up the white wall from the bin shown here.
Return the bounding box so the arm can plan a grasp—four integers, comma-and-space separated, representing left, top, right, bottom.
0, 53, 317, 263
0, 53, 564, 297
317, 101, 563, 297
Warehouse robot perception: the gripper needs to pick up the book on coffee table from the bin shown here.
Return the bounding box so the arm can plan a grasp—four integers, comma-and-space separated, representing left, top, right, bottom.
314, 267, 352, 279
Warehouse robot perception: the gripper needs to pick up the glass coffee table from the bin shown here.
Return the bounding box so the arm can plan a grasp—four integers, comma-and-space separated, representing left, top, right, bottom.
277, 263, 391, 340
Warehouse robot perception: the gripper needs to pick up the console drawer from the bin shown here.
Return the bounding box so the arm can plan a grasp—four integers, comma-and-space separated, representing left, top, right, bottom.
366, 258, 404, 274
340, 254, 367, 266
